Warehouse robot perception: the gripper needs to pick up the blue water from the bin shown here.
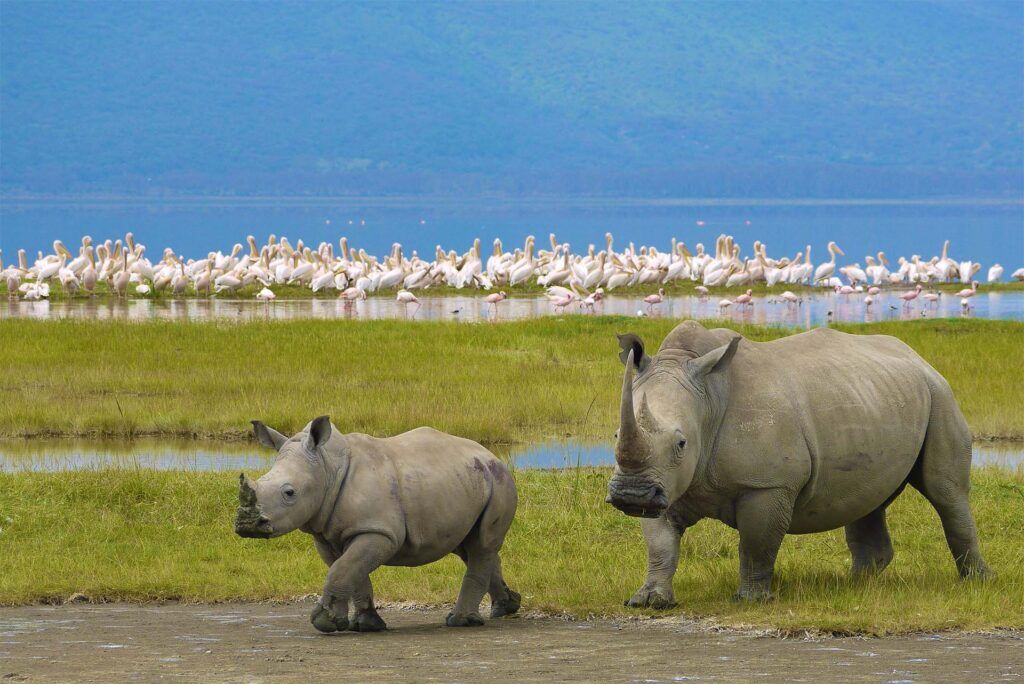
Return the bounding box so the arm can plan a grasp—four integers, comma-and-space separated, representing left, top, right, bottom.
2, 200, 1022, 271
1, 439, 1019, 471
510, 442, 1024, 470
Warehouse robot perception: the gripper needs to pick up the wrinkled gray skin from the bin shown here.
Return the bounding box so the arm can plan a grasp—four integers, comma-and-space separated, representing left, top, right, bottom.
235, 416, 520, 632
607, 321, 991, 607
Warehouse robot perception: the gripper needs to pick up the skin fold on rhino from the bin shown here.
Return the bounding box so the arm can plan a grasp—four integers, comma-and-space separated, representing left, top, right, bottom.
606, 320, 992, 607
235, 416, 520, 632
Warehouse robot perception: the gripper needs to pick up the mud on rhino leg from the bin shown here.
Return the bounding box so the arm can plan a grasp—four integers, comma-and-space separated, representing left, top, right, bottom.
626, 515, 684, 609
314, 533, 396, 634
845, 504, 895, 577
350, 576, 387, 632
486, 555, 521, 619
734, 489, 793, 601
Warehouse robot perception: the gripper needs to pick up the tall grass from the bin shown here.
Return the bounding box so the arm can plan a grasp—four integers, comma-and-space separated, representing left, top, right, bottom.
0, 318, 1020, 442
0, 467, 1020, 633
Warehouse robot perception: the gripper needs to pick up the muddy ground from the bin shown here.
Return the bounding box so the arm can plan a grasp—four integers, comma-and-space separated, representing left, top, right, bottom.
1, 602, 1021, 682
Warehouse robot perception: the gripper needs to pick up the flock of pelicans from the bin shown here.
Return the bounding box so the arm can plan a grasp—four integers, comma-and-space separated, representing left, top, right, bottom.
2, 233, 1021, 314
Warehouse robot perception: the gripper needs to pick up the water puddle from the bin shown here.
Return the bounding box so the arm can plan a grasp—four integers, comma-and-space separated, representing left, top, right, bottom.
0, 439, 1019, 471
2, 290, 1022, 327
510, 441, 1024, 470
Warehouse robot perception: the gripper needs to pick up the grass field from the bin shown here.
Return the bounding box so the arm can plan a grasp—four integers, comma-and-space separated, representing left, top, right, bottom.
3, 279, 1023, 302
0, 467, 1021, 634
0, 317, 1021, 442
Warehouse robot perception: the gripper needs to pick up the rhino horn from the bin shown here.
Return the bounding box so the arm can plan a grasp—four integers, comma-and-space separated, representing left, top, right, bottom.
239, 472, 258, 507
638, 392, 663, 432
616, 351, 647, 468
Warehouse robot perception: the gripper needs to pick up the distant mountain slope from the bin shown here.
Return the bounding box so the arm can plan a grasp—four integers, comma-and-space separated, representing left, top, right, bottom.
1, 1, 1021, 197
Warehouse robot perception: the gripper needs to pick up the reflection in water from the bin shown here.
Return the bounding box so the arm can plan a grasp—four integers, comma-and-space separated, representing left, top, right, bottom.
2, 290, 1022, 328
0, 439, 267, 472
1, 439, 1020, 472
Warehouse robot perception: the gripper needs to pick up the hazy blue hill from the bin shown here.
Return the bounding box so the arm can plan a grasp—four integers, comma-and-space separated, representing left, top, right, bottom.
1, 0, 1021, 197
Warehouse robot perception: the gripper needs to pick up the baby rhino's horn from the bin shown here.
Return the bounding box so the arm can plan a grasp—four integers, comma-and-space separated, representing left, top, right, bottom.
239, 473, 258, 507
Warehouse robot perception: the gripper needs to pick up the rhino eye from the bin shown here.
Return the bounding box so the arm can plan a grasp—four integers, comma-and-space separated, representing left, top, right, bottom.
677, 439, 686, 449
280, 484, 296, 503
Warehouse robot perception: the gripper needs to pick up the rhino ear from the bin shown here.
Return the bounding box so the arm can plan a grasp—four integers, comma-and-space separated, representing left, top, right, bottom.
617, 333, 650, 372
252, 420, 288, 450
688, 336, 740, 378
302, 415, 332, 455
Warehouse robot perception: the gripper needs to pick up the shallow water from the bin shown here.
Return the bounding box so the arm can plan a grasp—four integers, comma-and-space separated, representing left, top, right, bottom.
0, 438, 1019, 472
3, 290, 1022, 327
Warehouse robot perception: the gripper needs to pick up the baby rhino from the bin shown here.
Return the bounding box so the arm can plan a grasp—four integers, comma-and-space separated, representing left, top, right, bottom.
234, 416, 520, 632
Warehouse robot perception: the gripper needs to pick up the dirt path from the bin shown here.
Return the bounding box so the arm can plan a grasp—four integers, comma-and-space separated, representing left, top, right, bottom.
1, 602, 1021, 682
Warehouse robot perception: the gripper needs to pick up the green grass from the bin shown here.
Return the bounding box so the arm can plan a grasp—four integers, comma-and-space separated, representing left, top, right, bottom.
0, 467, 1021, 634
0, 317, 1021, 442
3, 279, 1022, 302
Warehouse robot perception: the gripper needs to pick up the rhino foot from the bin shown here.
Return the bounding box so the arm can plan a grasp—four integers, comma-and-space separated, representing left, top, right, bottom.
731, 587, 775, 602
961, 563, 995, 581
350, 608, 387, 632
446, 611, 485, 627
625, 586, 676, 609
490, 589, 522, 619
311, 602, 349, 633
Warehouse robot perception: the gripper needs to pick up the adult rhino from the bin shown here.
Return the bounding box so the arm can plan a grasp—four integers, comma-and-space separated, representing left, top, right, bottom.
235, 416, 520, 632
606, 321, 990, 607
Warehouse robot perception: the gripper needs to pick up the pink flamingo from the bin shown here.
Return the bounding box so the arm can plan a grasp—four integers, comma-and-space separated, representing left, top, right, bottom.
955, 281, 978, 299
733, 289, 753, 308
551, 294, 574, 313
396, 289, 420, 317
835, 284, 855, 295
485, 290, 507, 316
867, 286, 881, 296
900, 284, 923, 308
780, 290, 800, 305
694, 285, 710, 298
582, 288, 604, 313
643, 287, 665, 313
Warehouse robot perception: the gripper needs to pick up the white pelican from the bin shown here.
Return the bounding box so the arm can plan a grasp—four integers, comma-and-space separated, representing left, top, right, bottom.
814, 242, 844, 285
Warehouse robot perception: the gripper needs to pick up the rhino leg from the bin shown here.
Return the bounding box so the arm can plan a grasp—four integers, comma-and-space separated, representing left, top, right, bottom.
845, 505, 895, 577
447, 548, 494, 627
626, 515, 684, 609
315, 533, 396, 634
908, 380, 992, 579
448, 486, 516, 627
909, 430, 992, 578
734, 489, 793, 601
487, 556, 521, 619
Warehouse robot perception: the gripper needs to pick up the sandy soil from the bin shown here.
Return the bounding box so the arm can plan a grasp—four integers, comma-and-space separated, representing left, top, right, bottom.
1, 602, 1021, 682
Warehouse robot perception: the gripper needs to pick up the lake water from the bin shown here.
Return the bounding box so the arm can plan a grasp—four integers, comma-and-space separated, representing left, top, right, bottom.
2, 199, 1022, 273
4, 290, 1021, 327
1, 438, 1020, 472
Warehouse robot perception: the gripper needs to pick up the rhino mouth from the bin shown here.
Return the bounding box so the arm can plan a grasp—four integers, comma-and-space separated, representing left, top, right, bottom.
607, 498, 668, 519
234, 507, 274, 538
606, 478, 669, 518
